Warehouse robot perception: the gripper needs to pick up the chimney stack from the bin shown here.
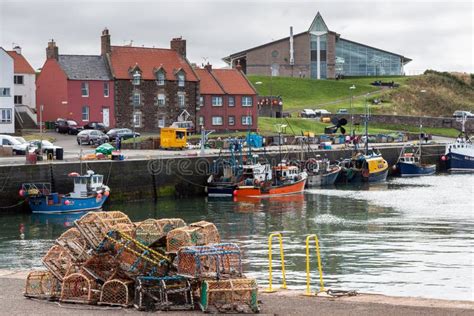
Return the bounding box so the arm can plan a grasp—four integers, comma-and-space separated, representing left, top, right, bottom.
13, 45, 21, 55
101, 28, 111, 55
204, 62, 212, 72
235, 60, 242, 71
46, 39, 58, 60
170, 37, 186, 58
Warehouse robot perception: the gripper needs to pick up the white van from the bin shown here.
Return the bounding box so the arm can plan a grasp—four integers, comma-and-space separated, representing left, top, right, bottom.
0, 135, 29, 155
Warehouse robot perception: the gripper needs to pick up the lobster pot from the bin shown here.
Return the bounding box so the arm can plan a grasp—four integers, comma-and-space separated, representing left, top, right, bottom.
74, 211, 133, 249
24, 270, 61, 300
166, 221, 220, 253
156, 218, 186, 234
135, 219, 165, 246
41, 245, 77, 281
82, 254, 119, 283
177, 243, 242, 279
134, 276, 194, 311
99, 279, 134, 307
55, 228, 90, 262
60, 272, 100, 304
200, 278, 259, 314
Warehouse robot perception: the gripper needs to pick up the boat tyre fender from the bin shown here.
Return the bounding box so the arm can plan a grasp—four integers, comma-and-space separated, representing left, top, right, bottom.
362, 169, 370, 178
254, 179, 260, 186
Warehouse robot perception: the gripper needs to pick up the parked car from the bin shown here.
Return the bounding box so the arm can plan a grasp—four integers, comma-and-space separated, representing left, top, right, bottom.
314, 109, 332, 116
301, 109, 316, 118
0, 135, 29, 155
106, 128, 140, 140
28, 140, 63, 154
453, 110, 474, 118
55, 119, 83, 135
14, 136, 27, 144
83, 122, 108, 132
337, 109, 349, 115
77, 130, 109, 145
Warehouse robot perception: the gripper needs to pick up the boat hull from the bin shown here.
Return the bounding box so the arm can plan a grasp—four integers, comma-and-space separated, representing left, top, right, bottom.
365, 168, 388, 182
397, 162, 436, 177
446, 152, 474, 173
307, 167, 341, 187
207, 184, 236, 198
28, 195, 108, 214
234, 178, 307, 197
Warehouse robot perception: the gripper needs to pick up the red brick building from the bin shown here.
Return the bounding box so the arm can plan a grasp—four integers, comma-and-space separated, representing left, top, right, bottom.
36, 40, 115, 127
195, 65, 257, 132
101, 29, 199, 131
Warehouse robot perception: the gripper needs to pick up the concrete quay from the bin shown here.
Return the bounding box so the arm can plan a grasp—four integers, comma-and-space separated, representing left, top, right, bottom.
0, 271, 472, 316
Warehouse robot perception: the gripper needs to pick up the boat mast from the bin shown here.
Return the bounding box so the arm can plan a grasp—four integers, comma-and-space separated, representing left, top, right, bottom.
418, 118, 423, 164
364, 94, 369, 155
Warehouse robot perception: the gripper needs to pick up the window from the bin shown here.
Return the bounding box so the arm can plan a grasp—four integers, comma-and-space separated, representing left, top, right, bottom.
198, 116, 204, 126
212, 116, 223, 126
103, 82, 109, 97
241, 115, 252, 126
178, 73, 185, 87
242, 96, 253, 107
81, 106, 89, 121
212, 96, 223, 107
133, 92, 141, 106
228, 116, 235, 126
133, 112, 142, 127
14, 75, 24, 85
132, 71, 141, 85
158, 115, 166, 128
81, 82, 89, 97
14, 95, 23, 105
228, 96, 235, 107
0, 88, 11, 97
157, 72, 165, 85
0, 109, 12, 123
177, 92, 185, 108
157, 94, 166, 106
199, 96, 204, 107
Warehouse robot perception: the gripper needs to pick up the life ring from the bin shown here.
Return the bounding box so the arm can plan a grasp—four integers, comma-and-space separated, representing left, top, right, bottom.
254, 179, 260, 186
68, 172, 80, 177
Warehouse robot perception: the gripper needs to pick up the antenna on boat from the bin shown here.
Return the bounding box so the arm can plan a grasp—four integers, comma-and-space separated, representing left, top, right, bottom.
364, 93, 370, 155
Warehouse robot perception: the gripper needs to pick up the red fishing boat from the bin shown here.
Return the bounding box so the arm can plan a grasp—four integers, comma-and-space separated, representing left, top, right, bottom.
233, 162, 307, 197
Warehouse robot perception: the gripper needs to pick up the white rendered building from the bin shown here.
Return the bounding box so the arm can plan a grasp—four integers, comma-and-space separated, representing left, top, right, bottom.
0, 48, 14, 134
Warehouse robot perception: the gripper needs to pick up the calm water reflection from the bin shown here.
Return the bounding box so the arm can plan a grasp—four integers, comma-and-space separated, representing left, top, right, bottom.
0, 174, 472, 301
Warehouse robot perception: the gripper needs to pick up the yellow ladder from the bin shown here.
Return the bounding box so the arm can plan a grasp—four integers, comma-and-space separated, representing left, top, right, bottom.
264, 232, 287, 292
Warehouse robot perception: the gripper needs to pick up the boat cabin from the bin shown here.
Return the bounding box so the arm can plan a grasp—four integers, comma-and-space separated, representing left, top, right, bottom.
399, 153, 419, 164
241, 163, 272, 185
274, 164, 301, 182
365, 157, 388, 173
70, 171, 104, 198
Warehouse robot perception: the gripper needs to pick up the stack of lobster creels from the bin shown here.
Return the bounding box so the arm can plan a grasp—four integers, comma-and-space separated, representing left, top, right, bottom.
24, 211, 259, 313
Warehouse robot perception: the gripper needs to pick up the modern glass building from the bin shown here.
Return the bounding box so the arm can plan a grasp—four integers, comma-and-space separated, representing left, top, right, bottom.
224, 12, 411, 79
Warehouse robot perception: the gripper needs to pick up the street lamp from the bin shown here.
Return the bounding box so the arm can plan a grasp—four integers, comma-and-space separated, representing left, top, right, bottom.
349, 85, 356, 136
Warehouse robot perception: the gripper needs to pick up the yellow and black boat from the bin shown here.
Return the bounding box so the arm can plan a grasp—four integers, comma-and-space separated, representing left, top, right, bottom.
339, 151, 389, 183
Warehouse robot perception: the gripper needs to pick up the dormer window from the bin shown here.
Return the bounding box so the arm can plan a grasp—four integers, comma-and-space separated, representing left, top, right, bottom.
157, 71, 165, 86
178, 73, 185, 87
132, 70, 141, 85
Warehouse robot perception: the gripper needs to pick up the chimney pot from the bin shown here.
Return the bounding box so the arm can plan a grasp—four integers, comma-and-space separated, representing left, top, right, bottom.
101, 28, 111, 55
204, 63, 212, 71
13, 46, 21, 55
170, 37, 186, 58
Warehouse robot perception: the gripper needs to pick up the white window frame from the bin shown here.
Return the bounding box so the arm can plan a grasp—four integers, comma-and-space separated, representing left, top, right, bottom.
157, 93, 166, 106
158, 115, 166, 128
14, 95, 23, 105
212, 96, 223, 107
103, 82, 109, 97
199, 96, 204, 107
14, 75, 24, 85
228, 96, 235, 107
133, 92, 141, 106
81, 82, 89, 97
242, 96, 253, 107
133, 112, 142, 127
157, 72, 165, 86
178, 92, 185, 108
212, 116, 223, 126
82, 106, 89, 121
132, 71, 141, 85
198, 116, 204, 126
178, 73, 185, 87
0, 108, 12, 123
241, 115, 252, 126
228, 116, 235, 126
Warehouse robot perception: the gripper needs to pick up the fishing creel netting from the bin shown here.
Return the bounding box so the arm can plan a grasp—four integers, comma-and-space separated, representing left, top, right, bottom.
59, 272, 100, 304
166, 221, 220, 253
24, 270, 61, 300
199, 278, 259, 313
41, 244, 78, 281
177, 243, 242, 279
74, 211, 133, 249
135, 218, 187, 246
134, 276, 194, 311
81, 253, 119, 282
99, 278, 134, 307
55, 228, 90, 262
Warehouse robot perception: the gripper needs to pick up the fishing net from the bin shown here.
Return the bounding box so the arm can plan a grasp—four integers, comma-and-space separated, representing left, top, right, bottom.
156, 218, 186, 234
59, 272, 100, 304
24, 270, 61, 300
74, 211, 133, 249
55, 228, 90, 262
135, 218, 187, 246
177, 243, 242, 279
166, 221, 220, 253
41, 245, 78, 281
199, 278, 259, 313
99, 278, 134, 307
134, 276, 194, 311
81, 253, 119, 283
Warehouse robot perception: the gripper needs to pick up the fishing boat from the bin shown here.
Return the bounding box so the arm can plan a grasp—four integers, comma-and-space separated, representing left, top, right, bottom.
20, 170, 110, 214
305, 156, 341, 187
395, 144, 436, 177
233, 161, 307, 197
443, 115, 474, 173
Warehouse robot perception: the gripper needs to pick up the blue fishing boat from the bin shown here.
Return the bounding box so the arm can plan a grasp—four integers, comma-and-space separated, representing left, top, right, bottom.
20, 170, 110, 214
444, 115, 474, 173
395, 144, 436, 177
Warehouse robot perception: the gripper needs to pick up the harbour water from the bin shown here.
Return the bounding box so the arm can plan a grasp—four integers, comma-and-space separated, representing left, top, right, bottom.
0, 174, 472, 301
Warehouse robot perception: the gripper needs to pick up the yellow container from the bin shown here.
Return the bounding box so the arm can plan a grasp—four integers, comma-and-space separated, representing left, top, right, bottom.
321, 117, 331, 123
160, 127, 187, 149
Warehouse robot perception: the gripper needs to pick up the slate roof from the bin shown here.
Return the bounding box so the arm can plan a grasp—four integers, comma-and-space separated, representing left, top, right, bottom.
108, 46, 198, 81
58, 55, 112, 80
6, 51, 35, 74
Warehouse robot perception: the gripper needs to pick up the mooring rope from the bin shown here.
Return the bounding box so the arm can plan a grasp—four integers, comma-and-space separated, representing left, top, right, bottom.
0, 200, 25, 209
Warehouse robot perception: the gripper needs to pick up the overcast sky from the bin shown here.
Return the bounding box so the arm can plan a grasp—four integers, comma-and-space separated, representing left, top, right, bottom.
0, 0, 472, 74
